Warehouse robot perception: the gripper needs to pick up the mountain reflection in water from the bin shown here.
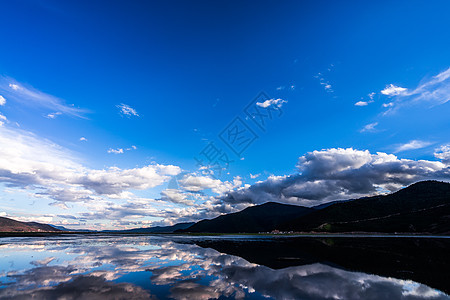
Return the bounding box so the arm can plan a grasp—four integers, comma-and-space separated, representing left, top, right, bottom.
0, 235, 448, 299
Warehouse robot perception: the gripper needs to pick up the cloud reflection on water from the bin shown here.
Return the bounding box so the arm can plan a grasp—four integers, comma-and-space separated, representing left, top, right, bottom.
0, 236, 448, 299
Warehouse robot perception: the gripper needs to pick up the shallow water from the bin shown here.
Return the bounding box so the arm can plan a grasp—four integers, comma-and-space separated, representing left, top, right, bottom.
0, 235, 448, 299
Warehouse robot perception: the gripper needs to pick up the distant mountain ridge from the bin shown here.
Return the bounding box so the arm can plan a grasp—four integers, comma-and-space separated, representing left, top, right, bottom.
0, 217, 61, 232
2, 181, 449, 234
178, 202, 315, 233
121, 222, 195, 233
181, 180, 450, 234
280, 180, 450, 234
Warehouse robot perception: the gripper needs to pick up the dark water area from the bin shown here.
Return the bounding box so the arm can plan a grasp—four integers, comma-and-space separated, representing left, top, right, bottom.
0, 235, 448, 299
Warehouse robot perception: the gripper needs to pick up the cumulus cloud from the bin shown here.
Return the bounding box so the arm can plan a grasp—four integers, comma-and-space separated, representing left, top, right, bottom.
179, 174, 242, 195
221, 148, 450, 207
394, 140, 432, 153
161, 189, 195, 206
434, 144, 450, 164
117, 103, 139, 117
256, 98, 287, 109
0, 76, 87, 118
0, 95, 6, 105
0, 125, 181, 205
381, 84, 408, 96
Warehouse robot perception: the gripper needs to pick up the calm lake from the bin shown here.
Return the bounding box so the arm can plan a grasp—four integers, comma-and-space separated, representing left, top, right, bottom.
0, 235, 449, 299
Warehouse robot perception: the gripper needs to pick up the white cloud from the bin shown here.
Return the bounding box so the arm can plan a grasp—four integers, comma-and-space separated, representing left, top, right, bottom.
394, 140, 432, 153
380, 68, 450, 113
250, 173, 260, 179
314, 72, 334, 93
256, 98, 287, 108
355, 101, 368, 106
434, 144, 450, 163
221, 148, 450, 207
160, 189, 194, 206
179, 175, 242, 195
0, 125, 182, 204
45, 112, 62, 119
368, 92, 376, 100
382, 102, 394, 108
108, 148, 124, 154
0, 77, 87, 118
79, 137, 88, 142
0, 113, 7, 126
117, 103, 139, 117
381, 84, 407, 96
0, 95, 6, 106
108, 146, 137, 154
360, 122, 378, 133
9, 83, 20, 90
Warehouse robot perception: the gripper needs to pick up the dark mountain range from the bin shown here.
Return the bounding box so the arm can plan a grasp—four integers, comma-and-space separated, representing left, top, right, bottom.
2, 180, 449, 235
0, 217, 61, 232
179, 202, 315, 233
122, 222, 195, 233
49, 225, 95, 232
181, 180, 450, 234
280, 180, 450, 234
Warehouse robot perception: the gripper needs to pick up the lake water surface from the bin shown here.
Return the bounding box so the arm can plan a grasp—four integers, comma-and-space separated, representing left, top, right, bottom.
0, 235, 449, 299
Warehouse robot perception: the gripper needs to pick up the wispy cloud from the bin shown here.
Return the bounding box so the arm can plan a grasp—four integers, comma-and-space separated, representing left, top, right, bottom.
0, 76, 87, 118
0, 95, 5, 106
380, 67, 450, 113
79, 137, 88, 142
394, 140, 432, 153
117, 103, 139, 117
360, 122, 378, 133
276, 85, 295, 91
315, 73, 333, 92
45, 112, 62, 119
0, 113, 7, 126
355, 101, 368, 106
314, 64, 335, 93
107, 145, 137, 154
107, 148, 124, 154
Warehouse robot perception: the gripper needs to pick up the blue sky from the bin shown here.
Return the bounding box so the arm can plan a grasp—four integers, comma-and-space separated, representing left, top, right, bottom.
1, 0, 450, 229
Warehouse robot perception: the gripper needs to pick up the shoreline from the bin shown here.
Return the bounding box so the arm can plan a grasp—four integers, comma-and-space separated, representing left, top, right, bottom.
1, 231, 449, 238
